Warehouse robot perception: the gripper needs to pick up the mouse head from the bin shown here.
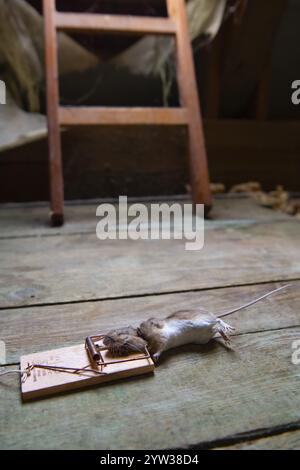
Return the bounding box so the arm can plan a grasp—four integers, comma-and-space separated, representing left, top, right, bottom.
137, 318, 165, 355
103, 329, 148, 357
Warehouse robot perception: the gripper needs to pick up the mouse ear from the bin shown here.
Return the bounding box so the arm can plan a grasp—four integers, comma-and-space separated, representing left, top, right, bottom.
125, 335, 147, 352
102, 334, 117, 348
136, 327, 143, 337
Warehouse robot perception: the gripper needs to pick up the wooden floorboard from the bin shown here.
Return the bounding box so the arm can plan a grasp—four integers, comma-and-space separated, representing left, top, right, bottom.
214, 429, 300, 450
1, 218, 300, 309
1, 328, 299, 449
0, 281, 299, 364
1, 196, 299, 450
0, 196, 291, 240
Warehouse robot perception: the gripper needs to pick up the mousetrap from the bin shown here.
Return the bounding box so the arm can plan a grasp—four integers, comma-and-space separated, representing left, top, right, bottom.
20, 335, 155, 401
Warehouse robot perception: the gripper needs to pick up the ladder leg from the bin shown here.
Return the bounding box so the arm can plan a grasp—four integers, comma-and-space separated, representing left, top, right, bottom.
43, 0, 64, 226
167, 0, 212, 210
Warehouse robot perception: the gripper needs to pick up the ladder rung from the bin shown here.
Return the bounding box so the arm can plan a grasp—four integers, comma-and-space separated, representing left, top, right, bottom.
59, 107, 189, 126
55, 12, 177, 36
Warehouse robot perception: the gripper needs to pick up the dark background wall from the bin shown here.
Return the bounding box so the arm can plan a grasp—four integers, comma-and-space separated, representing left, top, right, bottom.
270, 0, 300, 119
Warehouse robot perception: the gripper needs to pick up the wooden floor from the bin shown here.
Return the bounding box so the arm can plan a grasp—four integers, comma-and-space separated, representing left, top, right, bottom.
0, 195, 300, 450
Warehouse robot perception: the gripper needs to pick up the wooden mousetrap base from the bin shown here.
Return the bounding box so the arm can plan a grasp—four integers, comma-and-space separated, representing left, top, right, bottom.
20, 340, 155, 401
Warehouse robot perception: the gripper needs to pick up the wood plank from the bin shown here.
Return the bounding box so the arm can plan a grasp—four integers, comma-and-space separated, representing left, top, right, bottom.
55, 12, 177, 36
1, 328, 299, 449
208, 195, 292, 223
1, 218, 300, 308
0, 197, 291, 240
43, 0, 65, 226
1, 281, 299, 364
59, 107, 189, 126
167, 0, 212, 206
215, 430, 300, 450
20, 343, 154, 401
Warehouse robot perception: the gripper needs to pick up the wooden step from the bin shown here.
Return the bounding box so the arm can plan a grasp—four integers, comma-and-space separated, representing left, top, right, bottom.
55, 12, 177, 36
59, 107, 189, 126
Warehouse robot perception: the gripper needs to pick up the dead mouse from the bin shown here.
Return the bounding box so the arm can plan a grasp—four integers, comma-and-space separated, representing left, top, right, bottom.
103, 285, 289, 362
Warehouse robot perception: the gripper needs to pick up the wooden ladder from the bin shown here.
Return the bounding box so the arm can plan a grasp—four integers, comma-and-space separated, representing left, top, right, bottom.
43, 0, 212, 226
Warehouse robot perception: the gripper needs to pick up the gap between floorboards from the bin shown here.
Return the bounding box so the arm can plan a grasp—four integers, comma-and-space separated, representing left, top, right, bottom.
0, 277, 299, 312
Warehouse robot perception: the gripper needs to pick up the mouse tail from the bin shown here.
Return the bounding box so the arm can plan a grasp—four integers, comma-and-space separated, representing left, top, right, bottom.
218, 284, 290, 318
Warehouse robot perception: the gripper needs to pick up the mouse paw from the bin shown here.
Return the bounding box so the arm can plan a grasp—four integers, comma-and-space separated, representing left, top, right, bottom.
152, 352, 161, 364
226, 327, 235, 334
220, 320, 235, 333
224, 341, 234, 351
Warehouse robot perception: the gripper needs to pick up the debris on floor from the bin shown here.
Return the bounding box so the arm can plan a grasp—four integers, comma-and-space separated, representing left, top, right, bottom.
210, 183, 226, 194
230, 181, 262, 193
209, 181, 300, 219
